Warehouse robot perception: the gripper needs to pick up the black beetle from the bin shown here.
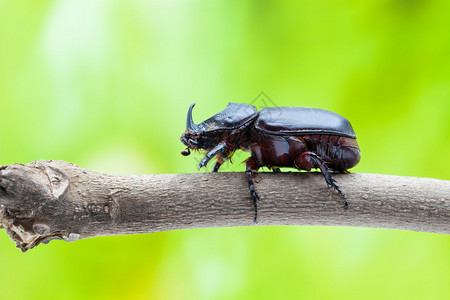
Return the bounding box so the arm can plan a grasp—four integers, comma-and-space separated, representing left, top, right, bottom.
180, 103, 360, 223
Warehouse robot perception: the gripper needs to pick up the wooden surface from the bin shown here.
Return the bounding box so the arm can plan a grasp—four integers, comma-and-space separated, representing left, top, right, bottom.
0, 160, 449, 252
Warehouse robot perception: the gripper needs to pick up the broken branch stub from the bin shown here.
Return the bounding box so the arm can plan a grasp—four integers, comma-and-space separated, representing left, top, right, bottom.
0, 160, 449, 252
0, 161, 85, 251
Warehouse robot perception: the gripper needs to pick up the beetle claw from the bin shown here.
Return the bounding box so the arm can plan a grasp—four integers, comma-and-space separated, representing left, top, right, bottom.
308, 152, 348, 209
328, 180, 348, 209
251, 191, 260, 224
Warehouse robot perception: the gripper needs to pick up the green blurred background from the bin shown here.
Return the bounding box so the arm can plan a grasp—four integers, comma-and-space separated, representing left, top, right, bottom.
1, 0, 449, 299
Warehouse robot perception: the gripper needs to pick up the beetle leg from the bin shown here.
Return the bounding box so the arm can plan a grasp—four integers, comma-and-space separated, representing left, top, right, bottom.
211, 161, 222, 172
299, 152, 348, 209
272, 168, 281, 173
198, 142, 227, 171
245, 157, 260, 224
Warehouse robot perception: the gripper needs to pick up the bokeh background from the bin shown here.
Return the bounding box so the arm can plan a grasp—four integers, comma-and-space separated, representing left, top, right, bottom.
1, 0, 449, 299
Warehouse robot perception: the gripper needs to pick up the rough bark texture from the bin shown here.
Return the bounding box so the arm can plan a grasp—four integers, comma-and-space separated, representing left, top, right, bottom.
0, 160, 449, 252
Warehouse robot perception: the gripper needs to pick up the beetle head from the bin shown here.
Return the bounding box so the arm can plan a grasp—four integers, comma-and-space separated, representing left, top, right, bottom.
180, 102, 258, 156
180, 103, 218, 155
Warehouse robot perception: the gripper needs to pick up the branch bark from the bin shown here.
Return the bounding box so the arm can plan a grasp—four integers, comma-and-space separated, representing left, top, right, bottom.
0, 160, 449, 252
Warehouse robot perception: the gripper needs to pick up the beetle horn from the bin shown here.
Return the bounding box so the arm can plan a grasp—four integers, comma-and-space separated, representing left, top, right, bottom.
186, 103, 198, 131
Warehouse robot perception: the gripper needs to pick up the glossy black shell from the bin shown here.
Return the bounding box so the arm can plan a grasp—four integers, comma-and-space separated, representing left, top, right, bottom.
196, 102, 258, 132
255, 107, 357, 138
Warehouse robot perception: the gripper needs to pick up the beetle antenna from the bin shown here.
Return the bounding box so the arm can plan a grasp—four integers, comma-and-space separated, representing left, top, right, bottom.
181, 148, 191, 156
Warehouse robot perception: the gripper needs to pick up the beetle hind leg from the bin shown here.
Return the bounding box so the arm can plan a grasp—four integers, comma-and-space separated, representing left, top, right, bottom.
296, 152, 348, 209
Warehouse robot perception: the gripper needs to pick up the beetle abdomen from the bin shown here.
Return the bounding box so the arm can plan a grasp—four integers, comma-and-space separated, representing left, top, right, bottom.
255, 107, 357, 138
303, 135, 360, 171
249, 133, 360, 172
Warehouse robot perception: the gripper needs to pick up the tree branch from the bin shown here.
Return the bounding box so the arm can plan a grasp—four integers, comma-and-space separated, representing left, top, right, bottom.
0, 160, 449, 252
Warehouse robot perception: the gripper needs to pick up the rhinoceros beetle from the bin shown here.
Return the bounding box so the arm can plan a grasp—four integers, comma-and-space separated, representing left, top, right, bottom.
180, 102, 360, 223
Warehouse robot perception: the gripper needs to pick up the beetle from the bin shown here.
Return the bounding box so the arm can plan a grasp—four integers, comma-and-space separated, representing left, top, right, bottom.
180, 102, 361, 223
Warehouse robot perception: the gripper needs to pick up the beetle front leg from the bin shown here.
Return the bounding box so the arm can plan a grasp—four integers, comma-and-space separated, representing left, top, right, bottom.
198, 142, 227, 171
296, 152, 348, 209
245, 157, 260, 224
211, 161, 222, 172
